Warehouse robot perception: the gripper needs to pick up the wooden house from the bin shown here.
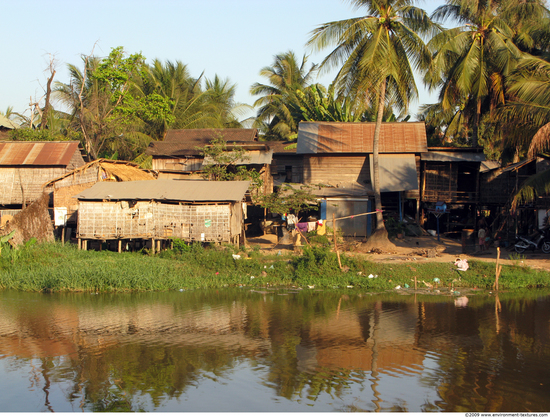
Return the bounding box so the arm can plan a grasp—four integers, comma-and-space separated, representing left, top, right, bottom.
295, 121, 428, 236
419, 147, 485, 233
146, 128, 273, 195
43, 159, 156, 229
74, 179, 250, 251
480, 156, 550, 238
0, 141, 85, 215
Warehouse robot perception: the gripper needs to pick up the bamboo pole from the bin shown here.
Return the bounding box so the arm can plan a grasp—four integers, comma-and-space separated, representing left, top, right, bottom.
494, 247, 502, 291
333, 213, 343, 270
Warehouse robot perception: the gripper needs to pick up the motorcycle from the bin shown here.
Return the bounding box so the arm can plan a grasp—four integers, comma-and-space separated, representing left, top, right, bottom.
514, 229, 550, 254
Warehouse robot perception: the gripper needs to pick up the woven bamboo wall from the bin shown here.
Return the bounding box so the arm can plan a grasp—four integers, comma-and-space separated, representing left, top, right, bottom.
0, 167, 68, 205
78, 201, 234, 242
303, 155, 370, 185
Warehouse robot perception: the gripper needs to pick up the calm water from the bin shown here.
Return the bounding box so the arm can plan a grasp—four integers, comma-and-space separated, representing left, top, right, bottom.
0, 288, 549, 412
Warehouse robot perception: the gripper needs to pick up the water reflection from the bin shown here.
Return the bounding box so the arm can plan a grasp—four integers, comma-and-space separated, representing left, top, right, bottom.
0, 289, 549, 412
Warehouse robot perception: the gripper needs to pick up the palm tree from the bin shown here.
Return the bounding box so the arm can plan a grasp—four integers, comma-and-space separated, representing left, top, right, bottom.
204, 75, 252, 128
250, 51, 318, 141
497, 55, 550, 207
307, 0, 435, 245
426, 0, 548, 148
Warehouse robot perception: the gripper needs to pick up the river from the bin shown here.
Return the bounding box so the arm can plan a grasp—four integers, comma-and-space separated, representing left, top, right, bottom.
0, 289, 549, 412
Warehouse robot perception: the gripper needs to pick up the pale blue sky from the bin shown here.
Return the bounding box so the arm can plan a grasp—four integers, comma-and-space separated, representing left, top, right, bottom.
1, 0, 443, 122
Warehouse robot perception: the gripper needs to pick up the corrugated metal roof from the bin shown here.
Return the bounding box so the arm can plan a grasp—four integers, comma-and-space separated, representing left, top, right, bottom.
74, 179, 250, 201
0, 141, 81, 166
164, 128, 258, 143
203, 149, 273, 165
147, 139, 267, 157
296, 122, 428, 154
421, 151, 486, 162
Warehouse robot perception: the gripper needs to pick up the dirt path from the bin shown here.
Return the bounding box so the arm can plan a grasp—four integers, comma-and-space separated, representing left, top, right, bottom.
247, 233, 550, 272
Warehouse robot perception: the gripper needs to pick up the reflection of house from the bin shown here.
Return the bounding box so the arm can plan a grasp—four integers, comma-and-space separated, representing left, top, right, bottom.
43, 159, 156, 227
0, 141, 85, 213
297, 303, 424, 375
74, 179, 250, 250
295, 121, 428, 236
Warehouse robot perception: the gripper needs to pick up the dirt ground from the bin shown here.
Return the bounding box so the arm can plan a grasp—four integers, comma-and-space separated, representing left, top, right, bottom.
247, 233, 550, 272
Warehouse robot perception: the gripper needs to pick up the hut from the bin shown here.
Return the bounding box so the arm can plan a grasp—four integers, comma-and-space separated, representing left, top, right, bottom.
74, 179, 250, 252
43, 159, 156, 232
0, 141, 85, 212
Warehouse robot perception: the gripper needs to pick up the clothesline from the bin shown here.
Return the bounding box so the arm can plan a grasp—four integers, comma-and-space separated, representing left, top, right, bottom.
325, 210, 384, 224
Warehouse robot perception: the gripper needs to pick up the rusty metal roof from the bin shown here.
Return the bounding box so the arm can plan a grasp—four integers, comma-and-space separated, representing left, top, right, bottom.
0, 141, 81, 166
296, 122, 428, 154
164, 128, 258, 143
74, 179, 250, 202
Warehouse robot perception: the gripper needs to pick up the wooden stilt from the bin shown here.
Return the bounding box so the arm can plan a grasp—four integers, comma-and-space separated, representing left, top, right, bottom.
78, 238, 81, 250
118, 240, 122, 253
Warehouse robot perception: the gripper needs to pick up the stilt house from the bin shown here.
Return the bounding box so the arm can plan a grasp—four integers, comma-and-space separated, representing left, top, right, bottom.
74, 179, 250, 251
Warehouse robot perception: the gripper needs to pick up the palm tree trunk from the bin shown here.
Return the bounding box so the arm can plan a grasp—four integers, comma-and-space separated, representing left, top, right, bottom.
473, 98, 481, 147
372, 79, 386, 231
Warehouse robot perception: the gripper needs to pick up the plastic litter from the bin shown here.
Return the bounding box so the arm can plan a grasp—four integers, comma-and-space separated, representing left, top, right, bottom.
232, 254, 241, 260
395, 285, 401, 289
404, 283, 410, 288
368, 274, 374, 278
454, 258, 469, 271
433, 278, 440, 283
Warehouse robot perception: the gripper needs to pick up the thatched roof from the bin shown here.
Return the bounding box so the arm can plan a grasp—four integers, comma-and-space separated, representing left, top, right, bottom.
44, 159, 155, 187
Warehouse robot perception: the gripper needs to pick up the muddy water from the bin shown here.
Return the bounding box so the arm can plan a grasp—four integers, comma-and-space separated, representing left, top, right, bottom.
0, 289, 549, 412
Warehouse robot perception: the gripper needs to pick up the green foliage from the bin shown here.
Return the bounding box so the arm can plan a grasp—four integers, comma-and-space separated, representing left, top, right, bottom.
255, 183, 319, 217
197, 135, 264, 192
8, 128, 67, 141
385, 217, 406, 238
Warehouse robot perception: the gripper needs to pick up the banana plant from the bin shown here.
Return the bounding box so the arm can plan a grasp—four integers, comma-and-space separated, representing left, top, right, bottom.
0, 230, 15, 255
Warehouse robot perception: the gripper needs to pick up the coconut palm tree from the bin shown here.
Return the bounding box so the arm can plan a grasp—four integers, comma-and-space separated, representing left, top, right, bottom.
204, 75, 252, 128
250, 51, 318, 141
426, 0, 548, 148
307, 0, 435, 245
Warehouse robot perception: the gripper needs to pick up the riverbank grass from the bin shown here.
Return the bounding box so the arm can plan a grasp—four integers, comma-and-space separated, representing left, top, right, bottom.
0, 241, 549, 292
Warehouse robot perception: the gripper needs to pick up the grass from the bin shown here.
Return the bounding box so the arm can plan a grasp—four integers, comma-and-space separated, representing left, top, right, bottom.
0, 241, 549, 293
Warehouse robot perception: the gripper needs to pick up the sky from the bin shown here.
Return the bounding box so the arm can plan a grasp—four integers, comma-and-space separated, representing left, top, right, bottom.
1, 0, 443, 122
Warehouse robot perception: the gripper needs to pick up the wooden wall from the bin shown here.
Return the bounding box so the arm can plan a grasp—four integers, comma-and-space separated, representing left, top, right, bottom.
303, 155, 370, 186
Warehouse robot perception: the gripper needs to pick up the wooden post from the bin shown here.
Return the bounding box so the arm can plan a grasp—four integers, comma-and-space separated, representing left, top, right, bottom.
61, 227, 65, 244
333, 213, 343, 270
151, 238, 155, 254
118, 240, 122, 253
414, 276, 417, 290
83, 240, 88, 250
78, 238, 81, 250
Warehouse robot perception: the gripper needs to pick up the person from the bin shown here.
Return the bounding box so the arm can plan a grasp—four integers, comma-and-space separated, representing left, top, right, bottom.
478, 227, 486, 251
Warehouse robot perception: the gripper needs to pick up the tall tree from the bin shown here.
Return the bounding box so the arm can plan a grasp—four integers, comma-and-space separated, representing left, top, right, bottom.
307, 0, 435, 247
56, 47, 173, 160
250, 51, 318, 141
426, 0, 547, 148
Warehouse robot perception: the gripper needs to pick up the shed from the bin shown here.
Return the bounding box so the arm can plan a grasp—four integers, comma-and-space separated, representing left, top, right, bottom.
0, 141, 85, 209
74, 179, 250, 251
43, 159, 156, 226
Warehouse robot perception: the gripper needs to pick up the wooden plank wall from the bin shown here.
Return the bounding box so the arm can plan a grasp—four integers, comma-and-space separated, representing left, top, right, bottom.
303, 155, 370, 185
